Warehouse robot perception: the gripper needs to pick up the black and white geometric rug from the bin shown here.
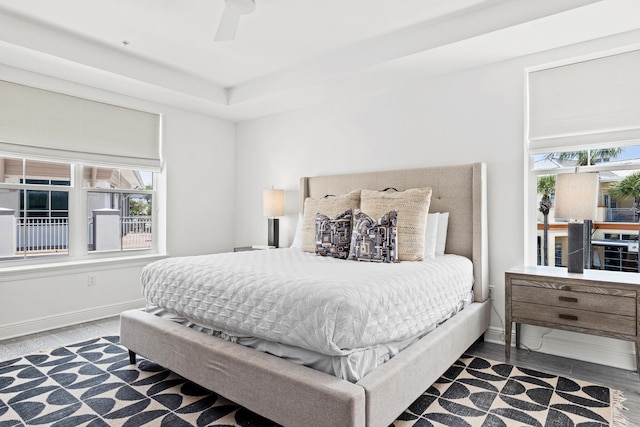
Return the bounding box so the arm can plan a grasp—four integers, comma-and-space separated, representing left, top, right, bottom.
394, 354, 627, 427
0, 336, 627, 426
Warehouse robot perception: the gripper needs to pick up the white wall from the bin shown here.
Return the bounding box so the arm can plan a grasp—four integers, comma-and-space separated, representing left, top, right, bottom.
234, 38, 640, 371
163, 108, 235, 256
0, 67, 235, 339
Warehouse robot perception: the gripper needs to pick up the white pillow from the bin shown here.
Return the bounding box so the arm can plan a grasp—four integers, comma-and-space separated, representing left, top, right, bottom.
424, 213, 439, 259
290, 213, 304, 249
436, 212, 449, 256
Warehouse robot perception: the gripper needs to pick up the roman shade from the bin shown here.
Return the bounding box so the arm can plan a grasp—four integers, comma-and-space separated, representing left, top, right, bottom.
528, 49, 640, 152
0, 80, 161, 170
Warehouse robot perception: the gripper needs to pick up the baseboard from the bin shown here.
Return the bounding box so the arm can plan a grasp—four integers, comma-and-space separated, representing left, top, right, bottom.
484, 325, 510, 346
483, 325, 636, 372
0, 299, 145, 340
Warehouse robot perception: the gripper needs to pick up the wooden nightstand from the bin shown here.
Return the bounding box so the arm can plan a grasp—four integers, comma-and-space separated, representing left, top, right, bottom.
505, 265, 640, 373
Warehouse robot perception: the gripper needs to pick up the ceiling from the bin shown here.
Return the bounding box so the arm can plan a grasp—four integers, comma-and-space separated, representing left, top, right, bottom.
0, 0, 639, 121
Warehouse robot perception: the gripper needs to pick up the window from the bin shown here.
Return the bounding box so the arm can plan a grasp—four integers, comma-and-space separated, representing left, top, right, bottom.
84, 167, 154, 253
0, 81, 161, 263
0, 157, 71, 258
529, 147, 640, 272
526, 49, 640, 274
0, 155, 155, 261
20, 179, 70, 219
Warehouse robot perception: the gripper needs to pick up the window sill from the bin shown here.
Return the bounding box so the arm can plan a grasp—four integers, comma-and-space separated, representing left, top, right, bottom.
0, 253, 168, 282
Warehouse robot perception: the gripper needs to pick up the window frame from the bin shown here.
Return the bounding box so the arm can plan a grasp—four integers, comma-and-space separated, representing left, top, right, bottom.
85, 187, 156, 254
0, 154, 158, 266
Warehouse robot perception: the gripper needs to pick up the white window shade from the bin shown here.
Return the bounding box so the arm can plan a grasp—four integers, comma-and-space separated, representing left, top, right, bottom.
0, 80, 161, 170
528, 49, 640, 152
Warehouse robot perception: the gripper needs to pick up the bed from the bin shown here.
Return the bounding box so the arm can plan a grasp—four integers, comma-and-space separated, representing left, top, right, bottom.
120, 162, 490, 427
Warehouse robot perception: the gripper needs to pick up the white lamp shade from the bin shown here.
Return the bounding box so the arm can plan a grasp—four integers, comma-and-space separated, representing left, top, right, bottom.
554, 173, 599, 221
263, 189, 284, 217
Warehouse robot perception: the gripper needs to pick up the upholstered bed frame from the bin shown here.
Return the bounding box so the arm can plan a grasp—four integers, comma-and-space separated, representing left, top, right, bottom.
120, 162, 490, 427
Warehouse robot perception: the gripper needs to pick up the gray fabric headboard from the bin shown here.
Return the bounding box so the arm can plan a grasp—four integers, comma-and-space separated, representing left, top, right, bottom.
299, 162, 488, 302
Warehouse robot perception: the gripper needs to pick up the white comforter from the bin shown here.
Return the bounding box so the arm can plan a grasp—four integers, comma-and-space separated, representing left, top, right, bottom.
141, 248, 474, 357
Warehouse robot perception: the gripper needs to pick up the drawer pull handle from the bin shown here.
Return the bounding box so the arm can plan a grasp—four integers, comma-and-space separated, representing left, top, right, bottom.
559, 285, 572, 291
559, 314, 578, 321
559, 296, 578, 303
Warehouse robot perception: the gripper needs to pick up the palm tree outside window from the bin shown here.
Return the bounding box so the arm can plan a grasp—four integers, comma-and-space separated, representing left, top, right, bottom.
537, 175, 555, 266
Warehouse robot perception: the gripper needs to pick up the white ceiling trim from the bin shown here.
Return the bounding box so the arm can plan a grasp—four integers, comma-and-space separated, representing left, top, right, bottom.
0, 7, 228, 104
1, 0, 638, 121
228, 0, 601, 105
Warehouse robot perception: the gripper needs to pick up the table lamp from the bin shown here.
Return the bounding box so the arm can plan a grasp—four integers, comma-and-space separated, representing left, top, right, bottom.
554, 172, 599, 273
263, 188, 284, 248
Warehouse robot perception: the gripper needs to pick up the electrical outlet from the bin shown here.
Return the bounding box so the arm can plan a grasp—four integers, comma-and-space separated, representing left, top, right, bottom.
489, 286, 495, 300
88, 275, 96, 287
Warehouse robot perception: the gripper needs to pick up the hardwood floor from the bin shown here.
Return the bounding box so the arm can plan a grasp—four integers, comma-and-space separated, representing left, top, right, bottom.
0, 316, 120, 362
1, 317, 638, 423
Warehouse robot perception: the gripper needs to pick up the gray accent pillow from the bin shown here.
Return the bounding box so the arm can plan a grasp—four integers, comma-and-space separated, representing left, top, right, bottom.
316, 210, 352, 259
348, 209, 398, 263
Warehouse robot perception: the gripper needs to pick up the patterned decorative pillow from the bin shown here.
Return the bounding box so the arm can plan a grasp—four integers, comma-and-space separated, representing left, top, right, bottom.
360, 188, 432, 261
348, 209, 398, 263
302, 190, 361, 253
316, 210, 353, 259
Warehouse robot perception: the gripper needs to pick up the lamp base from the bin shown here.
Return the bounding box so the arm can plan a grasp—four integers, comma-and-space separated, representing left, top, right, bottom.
267, 218, 279, 248
567, 222, 585, 274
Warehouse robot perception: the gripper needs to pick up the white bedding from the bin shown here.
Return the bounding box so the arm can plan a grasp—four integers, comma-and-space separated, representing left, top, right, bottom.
141, 248, 474, 362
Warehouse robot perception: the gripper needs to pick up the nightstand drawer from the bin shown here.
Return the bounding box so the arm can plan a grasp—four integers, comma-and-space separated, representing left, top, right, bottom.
511, 277, 637, 298
512, 300, 636, 336
512, 285, 636, 317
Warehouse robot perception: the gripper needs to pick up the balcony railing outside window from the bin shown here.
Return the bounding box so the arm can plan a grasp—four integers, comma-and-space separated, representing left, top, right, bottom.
605, 208, 639, 223
120, 216, 152, 250
11, 215, 152, 256
17, 217, 68, 254
87, 215, 152, 251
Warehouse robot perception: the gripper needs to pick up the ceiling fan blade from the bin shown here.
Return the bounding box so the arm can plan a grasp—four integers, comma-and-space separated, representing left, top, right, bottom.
215, 7, 241, 41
